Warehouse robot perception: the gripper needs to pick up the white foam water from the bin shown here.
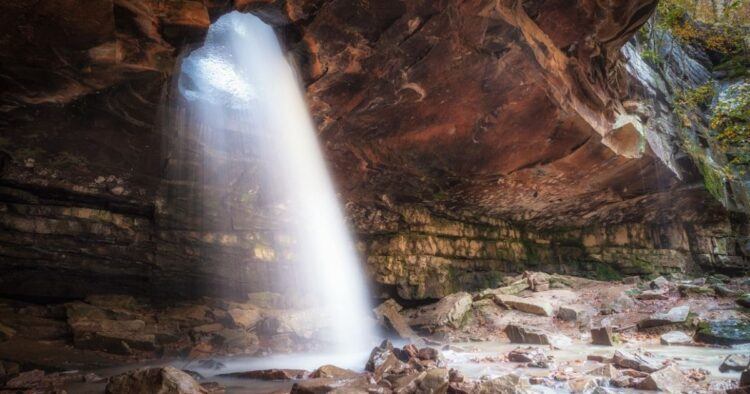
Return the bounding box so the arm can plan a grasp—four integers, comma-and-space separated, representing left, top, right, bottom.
176, 11, 376, 354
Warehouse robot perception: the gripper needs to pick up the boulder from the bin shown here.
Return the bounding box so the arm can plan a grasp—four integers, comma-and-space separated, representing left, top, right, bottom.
494, 294, 553, 316
600, 293, 635, 314
637, 365, 686, 393
742, 368, 750, 387
105, 366, 205, 394
215, 329, 259, 355
290, 376, 372, 394
660, 331, 692, 346
407, 292, 472, 330
218, 369, 306, 380
70, 317, 156, 355
695, 320, 750, 345
713, 284, 740, 297
637, 305, 689, 329
373, 299, 418, 340
591, 326, 615, 346
503, 324, 568, 346
587, 364, 620, 378
678, 284, 715, 297
524, 271, 550, 292
309, 365, 359, 379
612, 350, 662, 373
418, 368, 449, 392
475, 374, 529, 392
719, 354, 750, 373
557, 305, 590, 326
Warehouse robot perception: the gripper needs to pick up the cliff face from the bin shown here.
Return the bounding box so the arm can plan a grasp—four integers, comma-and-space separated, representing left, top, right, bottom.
0, 0, 747, 301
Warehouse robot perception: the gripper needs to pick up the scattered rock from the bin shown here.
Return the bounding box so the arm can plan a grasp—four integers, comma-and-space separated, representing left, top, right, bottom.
494, 294, 553, 316
612, 350, 662, 373
742, 368, 750, 386
290, 376, 371, 394
448, 368, 463, 383
719, 354, 750, 373
418, 368, 449, 392
713, 284, 740, 297
637, 365, 686, 393
591, 326, 615, 346
660, 330, 692, 346
524, 271, 550, 292
373, 299, 418, 340
588, 364, 620, 378
105, 366, 205, 394
637, 305, 689, 329
679, 284, 715, 297
218, 369, 306, 380
365, 340, 406, 380
600, 293, 635, 314
695, 319, 750, 345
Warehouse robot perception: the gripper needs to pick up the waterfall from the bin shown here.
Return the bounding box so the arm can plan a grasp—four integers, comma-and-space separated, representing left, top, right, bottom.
172, 11, 375, 354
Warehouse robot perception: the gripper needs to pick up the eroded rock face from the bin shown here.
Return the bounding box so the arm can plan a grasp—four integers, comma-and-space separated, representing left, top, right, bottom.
0, 0, 747, 302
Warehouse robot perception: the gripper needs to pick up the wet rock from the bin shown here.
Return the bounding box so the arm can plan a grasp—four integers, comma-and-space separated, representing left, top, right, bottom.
417, 347, 440, 361
365, 340, 407, 380
373, 299, 418, 340
407, 292, 472, 330
507, 346, 551, 368
637, 305, 689, 329
612, 350, 662, 373
588, 364, 620, 378
738, 294, 750, 308
418, 368, 449, 392
719, 354, 750, 373
200, 381, 225, 393
105, 366, 205, 394
591, 326, 615, 346
69, 315, 156, 355
742, 368, 750, 386
448, 368, 463, 383
493, 294, 553, 316
714, 284, 740, 297
214, 328, 259, 355
637, 365, 686, 393
695, 319, 750, 345
219, 369, 307, 380
569, 376, 604, 393
309, 365, 359, 379
660, 330, 692, 345
4, 369, 47, 390
475, 374, 529, 392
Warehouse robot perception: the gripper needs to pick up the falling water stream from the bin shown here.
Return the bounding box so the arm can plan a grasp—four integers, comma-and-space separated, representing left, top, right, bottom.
175, 11, 376, 357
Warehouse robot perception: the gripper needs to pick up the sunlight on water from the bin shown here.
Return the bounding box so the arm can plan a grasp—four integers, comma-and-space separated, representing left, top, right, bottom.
175, 11, 376, 354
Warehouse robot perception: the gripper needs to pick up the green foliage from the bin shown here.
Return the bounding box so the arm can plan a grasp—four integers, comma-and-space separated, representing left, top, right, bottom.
710, 82, 750, 167
593, 264, 623, 281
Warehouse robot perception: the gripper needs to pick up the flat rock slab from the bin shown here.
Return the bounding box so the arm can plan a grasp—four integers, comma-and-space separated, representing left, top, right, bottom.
407, 292, 472, 330
660, 331, 692, 346
494, 295, 553, 316
591, 326, 614, 346
695, 320, 750, 345
505, 324, 550, 345
219, 369, 307, 380
638, 305, 689, 329
613, 350, 662, 373
636, 289, 668, 300
637, 365, 686, 393
373, 299, 418, 340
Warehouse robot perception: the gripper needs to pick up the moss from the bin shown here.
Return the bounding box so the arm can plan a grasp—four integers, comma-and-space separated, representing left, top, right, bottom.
592, 263, 623, 281
710, 82, 750, 167
697, 158, 727, 202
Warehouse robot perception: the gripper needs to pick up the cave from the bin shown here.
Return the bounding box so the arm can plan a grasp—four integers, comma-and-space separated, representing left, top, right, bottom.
0, 0, 749, 393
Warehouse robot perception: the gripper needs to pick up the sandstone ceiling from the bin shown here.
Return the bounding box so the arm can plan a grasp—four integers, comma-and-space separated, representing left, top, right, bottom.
0, 0, 722, 229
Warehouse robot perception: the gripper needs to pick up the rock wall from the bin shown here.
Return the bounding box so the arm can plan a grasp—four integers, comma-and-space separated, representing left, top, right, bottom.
0, 0, 748, 302
353, 202, 748, 300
